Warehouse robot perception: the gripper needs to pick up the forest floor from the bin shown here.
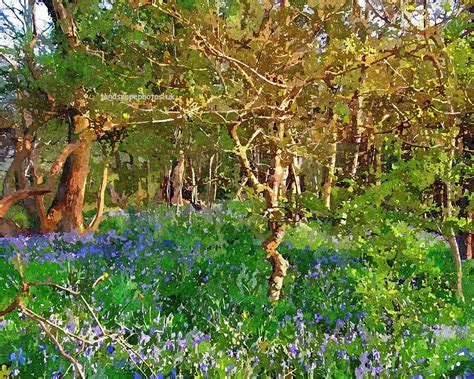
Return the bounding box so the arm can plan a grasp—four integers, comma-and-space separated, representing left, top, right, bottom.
0, 203, 472, 378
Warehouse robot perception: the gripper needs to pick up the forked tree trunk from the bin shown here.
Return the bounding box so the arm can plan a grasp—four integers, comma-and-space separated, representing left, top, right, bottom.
264, 126, 290, 301
226, 120, 289, 301
40, 0, 93, 234
45, 110, 92, 233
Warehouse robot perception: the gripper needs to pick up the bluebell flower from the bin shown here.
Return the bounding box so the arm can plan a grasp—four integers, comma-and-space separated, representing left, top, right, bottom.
307, 271, 318, 278
225, 365, 236, 374
288, 344, 298, 357
92, 325, 102, 336
161, 240, 173, 248
17, 349, 25, 365
106, 345, 114, 354
314, 313, 323, 323
372, 349, 380, 361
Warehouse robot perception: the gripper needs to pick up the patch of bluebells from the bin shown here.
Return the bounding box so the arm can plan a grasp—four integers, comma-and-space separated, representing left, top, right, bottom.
0, 208, 471, 377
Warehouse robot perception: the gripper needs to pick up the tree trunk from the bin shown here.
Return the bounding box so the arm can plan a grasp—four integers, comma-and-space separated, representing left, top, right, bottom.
263, 223, 288, 301
322, 124, 337, 210
144, 160, 152, 206
447, 234, 464, 301
45, 110, 92, 233
208, 154, 216, 207
188, 157, 198, 203
467, 212, 473, 260
263, 124, 289, 301
88, 161, 109, 231
170, 150, 185, 206
0, 218, 22, 237
159, 165, 169, 204
3, 131, 39, 223
29, 159, 49, 233
443, 127, 464, 301
226, 120, 289, 301
350, 94, 365, 179
0, 140, 85, 223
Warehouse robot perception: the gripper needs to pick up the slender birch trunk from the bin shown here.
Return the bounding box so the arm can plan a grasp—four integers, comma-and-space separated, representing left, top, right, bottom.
323, 121, 338, 210
88, 161, 109, 231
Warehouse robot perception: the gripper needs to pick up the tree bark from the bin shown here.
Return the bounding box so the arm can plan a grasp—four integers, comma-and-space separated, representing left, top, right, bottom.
350, 92, 365, 179
443, 127, 464, 301
36, 0, 93, 234
88, 161, 109, 231
170, 150, 185, 206
0, 140, 85, 220
262, 224, 288, 301
188, 157, 198, 204
447, 234, 464, 301
0, 187, 50, 218
45, 110, 92, 233
263, 124, 289, 301
226, 120, 289, 301
208, 154, 216, 207
467, 212, 473, 260
322, 122, 338, 210
2, 134, 38, 218
160, 166, 171, 204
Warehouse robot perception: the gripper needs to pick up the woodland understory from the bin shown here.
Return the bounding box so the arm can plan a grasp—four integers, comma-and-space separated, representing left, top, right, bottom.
0, 0, 472, 378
